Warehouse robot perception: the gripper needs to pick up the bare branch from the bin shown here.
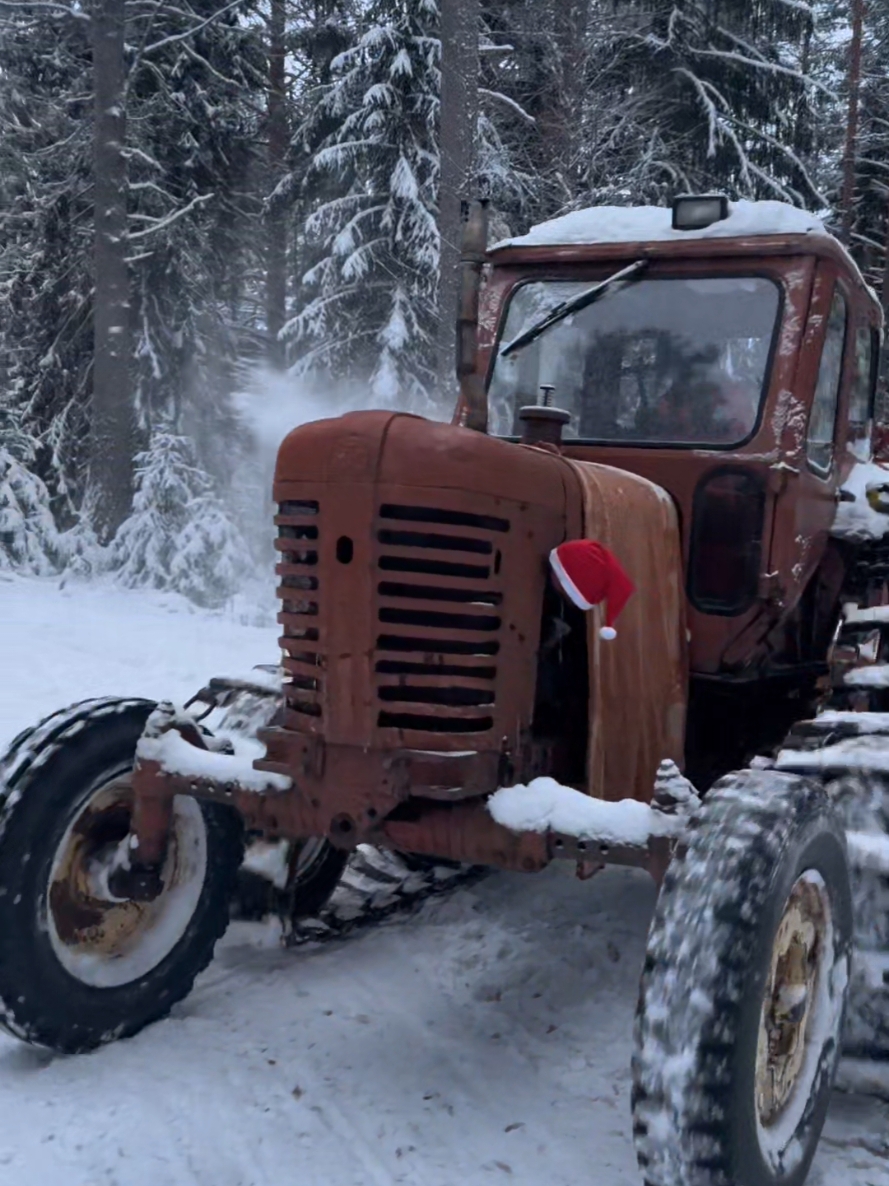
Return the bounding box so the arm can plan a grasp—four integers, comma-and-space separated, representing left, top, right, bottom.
478, 87, 536, 125
137, 0, 243, 57
128, 192, 214, 238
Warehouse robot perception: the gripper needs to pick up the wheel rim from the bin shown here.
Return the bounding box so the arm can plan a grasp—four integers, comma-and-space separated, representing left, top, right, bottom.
290, 836, 331, 881
241, 836, 330, 890
755, 870, 838, 1154
46, 773, 207, 989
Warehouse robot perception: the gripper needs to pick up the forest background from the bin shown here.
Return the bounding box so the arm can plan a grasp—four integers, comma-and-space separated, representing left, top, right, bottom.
0, 0, 885, 608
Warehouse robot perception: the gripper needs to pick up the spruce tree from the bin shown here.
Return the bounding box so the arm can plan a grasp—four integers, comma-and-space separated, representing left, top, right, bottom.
587, 0, 824, 205
285, 0, 442, 406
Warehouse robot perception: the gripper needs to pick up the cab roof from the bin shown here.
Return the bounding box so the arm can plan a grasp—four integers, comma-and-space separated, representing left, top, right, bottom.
491, 199, 828, 252
487, 199, 879, 315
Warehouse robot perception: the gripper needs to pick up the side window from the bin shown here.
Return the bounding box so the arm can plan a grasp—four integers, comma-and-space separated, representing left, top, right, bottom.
849, 326, 878, 425
848, 325, 879, 460
806, 289, 847, 473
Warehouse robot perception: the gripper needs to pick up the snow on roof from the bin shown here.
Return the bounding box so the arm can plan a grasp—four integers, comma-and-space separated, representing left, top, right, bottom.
492, 199, 829, 251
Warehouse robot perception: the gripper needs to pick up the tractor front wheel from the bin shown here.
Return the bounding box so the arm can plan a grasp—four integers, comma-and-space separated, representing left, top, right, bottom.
632, 769, 853, 1186
0, 700, 243, 1053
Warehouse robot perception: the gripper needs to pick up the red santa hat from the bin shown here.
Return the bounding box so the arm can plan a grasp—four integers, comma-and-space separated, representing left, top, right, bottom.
549, 540, 635, 640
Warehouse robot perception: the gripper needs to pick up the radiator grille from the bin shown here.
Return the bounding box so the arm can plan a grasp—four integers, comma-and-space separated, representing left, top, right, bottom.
374, 504, 509, 735
276, 500, 323, 723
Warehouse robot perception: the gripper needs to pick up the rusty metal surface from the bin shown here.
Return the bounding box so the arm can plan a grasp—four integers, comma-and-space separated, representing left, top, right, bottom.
127, 229, 885, 878
547, 832, 672, 885
470, 245, 882, 680
564, 461, 688, 803
273, 412, 571, 769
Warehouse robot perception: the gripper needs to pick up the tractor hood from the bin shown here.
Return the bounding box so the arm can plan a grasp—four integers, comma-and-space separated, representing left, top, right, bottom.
272, 412, 686, 804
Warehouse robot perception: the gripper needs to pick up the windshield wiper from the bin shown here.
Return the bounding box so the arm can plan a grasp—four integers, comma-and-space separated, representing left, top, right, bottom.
499, 258, 649, 358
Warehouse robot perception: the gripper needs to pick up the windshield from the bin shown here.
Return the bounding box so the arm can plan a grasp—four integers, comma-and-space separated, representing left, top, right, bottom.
488, 276, 781, 446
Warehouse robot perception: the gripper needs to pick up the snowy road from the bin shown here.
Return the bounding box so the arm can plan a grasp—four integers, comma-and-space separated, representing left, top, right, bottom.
0, 575, 887, 1186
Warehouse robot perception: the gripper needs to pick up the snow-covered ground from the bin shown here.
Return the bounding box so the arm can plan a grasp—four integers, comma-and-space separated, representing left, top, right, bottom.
0, 574, 887, 1186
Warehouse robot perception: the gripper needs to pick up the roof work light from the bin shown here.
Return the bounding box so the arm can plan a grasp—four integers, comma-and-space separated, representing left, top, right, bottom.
671, 194, 730, 231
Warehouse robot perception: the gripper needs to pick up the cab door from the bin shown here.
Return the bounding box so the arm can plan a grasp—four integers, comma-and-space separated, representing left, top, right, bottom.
767, 262, 850, 608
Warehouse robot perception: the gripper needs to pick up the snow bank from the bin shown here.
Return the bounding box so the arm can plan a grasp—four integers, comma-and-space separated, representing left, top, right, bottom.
815, 709, 889, 731
844, 605, 889, 625
777, 736, 889, 772
832, 461, 889, 542
847, 830, 889, 875
487, 777, 681, 846
844, 665, 889, 688
836, 1058, 889, 1102
138, 728, 291, 792
493, 200, 828, 251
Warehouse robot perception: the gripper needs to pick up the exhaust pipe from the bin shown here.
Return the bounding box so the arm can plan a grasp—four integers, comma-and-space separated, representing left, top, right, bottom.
456, 199, 489, 433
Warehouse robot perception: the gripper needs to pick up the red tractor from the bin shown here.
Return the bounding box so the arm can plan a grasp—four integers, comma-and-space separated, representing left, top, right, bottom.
1, 194, 888, 1186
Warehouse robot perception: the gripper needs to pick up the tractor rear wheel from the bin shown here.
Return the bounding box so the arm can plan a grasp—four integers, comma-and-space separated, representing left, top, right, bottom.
632, 769, 852, 1186
0, 699, 243, 1053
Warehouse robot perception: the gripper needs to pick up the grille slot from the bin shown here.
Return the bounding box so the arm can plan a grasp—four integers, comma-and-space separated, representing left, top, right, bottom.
376, 660, 496, 679
378, 529, 492, 554
379, 505, 510, 533
379, 607, 501, 632
378, 713, 495, 734
379, 555, 491, 579
378, 581, 502, 606
375, 504, 507, 735
376, 635, 499, 655
378, 686, 495, 707
279, 500, 319, 517
277, 500, 324, 724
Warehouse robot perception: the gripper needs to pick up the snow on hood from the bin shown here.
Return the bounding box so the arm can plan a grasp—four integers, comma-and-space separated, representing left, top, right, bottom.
492, 200, 828, 251
832, 461, 889, 542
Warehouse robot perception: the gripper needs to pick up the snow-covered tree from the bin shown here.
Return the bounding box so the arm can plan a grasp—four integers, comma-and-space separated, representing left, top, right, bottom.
110, 427, 247, 608
0, 447, 63, 576
0, 2, 267, 513
580, 0, 825, 206
284, 0, 442, 406
0, 7, 94, 510
849, 5, 889, 290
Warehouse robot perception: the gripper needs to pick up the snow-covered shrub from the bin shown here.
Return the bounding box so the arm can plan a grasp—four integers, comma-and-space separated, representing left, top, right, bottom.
110, 427, 247, 608
0, 447, 63, 574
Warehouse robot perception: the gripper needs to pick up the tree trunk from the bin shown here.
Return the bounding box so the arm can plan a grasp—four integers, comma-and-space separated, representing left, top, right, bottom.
841, 0, 866, 245
437, 0, 478, 403
547, 0, 588, 197
90, 0, 133, 542
881, 199, 889, 417
266, 0, 288, 369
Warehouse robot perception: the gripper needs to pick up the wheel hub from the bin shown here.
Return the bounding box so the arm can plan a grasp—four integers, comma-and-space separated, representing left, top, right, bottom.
46, 774, 207, 988
755, 874, 830, 1127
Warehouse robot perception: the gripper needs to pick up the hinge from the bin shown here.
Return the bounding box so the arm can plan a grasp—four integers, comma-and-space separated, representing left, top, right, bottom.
768, 462, 798, 495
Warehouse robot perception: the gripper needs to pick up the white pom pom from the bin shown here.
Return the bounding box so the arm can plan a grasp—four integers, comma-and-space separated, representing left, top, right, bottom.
599, 626, 617, 641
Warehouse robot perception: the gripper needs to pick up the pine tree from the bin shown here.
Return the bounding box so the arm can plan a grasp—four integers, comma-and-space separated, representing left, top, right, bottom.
0, 2, 268, 515
0, 7, 94, 511
0, 446, 63, 576
110, 426, 247, 607
585, 0, 824, 205
285, 0, 442, 406
124, 0, 267, 459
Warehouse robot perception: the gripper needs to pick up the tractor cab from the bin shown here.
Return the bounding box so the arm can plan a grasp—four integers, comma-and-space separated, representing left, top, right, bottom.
462, 196, 884, 780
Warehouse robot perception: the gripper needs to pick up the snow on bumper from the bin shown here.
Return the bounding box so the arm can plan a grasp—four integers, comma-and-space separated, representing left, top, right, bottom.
487, 777, 685, 848
136, 707, 292, 793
